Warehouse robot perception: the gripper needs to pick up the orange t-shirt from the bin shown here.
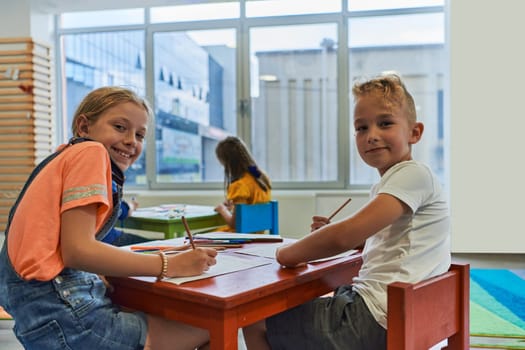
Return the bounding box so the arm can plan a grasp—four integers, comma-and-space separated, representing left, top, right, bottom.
7, 142, 113, 281
227, 172, 271, 204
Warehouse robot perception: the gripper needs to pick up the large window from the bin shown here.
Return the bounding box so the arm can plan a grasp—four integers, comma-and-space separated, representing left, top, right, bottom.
153, 29, 236, 184
60, 29, 147, 184
348, 12, 445, 185
249, 23, 339, 183
56, 1, 446, 189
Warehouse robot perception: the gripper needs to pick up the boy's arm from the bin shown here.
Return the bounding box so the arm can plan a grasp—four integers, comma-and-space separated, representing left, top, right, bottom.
277, 193, 411, 267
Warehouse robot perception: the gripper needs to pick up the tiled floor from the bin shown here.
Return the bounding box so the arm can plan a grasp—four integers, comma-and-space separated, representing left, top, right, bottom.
0, 320, 22, 350
0, 320, 247, 350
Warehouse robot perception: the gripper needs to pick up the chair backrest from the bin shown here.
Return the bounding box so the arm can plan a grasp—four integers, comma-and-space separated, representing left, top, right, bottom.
234, 200, 279, 235
387, 263, 470, 350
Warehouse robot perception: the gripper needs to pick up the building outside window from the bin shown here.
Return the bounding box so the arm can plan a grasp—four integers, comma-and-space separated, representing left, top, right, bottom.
56, 0, 446, 189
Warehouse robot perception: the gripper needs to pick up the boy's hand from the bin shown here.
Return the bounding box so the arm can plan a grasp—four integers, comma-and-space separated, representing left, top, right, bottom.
276, 245, 306, 268
310, 215, 330, 232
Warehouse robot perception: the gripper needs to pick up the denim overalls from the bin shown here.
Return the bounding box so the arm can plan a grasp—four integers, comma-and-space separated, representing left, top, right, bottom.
0, 138, 147, 350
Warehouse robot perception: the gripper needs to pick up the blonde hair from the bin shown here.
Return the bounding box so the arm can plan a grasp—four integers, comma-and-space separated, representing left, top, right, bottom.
352, 73, 417, 123
215, 136, 271, 192
71, 86, 153, 136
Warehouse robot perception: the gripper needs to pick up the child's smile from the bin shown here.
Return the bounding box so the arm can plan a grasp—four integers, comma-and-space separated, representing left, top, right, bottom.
353, 93, 422, 176
78, 101, 148, 171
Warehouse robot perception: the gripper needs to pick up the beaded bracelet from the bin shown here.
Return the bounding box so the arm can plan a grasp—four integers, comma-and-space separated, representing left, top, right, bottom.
157, 250, 168, 280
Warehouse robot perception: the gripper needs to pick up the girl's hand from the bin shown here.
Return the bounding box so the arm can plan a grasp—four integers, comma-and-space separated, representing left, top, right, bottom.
167, 247, 218, 277
215, 200, 233, 214
214, 203, 227, 214
224, 200, 234, 211
214, 200, 235, 227
310, 215, 330, 232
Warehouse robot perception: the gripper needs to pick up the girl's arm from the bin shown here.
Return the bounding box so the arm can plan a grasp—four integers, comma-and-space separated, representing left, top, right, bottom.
60, 204, 217, 278
215, 200, 235, 227
276, 193, 411, 267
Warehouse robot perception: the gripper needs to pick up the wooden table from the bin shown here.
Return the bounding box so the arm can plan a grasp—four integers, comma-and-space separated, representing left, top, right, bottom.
108, 248, 362, 350
122, 204, 225, 239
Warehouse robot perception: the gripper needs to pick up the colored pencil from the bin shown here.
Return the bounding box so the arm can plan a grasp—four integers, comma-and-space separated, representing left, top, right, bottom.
181, 216, 196, 250
327, 197, 352, 221
195, 243, 242, 249
130, 245, 186, 251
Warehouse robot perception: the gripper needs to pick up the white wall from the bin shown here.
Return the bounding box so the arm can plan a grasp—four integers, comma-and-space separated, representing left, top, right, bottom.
449, 0, 525, 253
0, 1, 53, 43
0, 2, 31, 37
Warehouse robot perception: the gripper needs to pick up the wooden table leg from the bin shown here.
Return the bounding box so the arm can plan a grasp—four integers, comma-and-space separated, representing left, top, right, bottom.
209, 318, 239, 350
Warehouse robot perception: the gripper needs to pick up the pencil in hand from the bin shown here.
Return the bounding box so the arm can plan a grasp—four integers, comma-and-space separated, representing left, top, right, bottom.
327, 197, 352, 221
181, 216, 196, 250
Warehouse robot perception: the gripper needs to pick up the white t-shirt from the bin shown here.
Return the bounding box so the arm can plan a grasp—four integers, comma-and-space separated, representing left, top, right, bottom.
352, 160, 451, 329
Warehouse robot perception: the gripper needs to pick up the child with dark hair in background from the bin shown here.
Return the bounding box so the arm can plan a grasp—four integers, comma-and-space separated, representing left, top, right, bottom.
0, 86, 216, 349
243, 73, 451, 350
214, 136, 272, 232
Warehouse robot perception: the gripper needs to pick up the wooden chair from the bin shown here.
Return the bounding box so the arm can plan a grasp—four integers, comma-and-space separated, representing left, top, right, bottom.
387, 263, 470, 350
234, 200, 279, 235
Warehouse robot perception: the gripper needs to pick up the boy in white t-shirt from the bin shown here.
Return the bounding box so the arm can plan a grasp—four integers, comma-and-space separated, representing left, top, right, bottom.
243, 73, 451, 350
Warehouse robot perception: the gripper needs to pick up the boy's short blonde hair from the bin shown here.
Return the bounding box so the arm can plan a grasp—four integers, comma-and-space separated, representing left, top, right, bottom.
71, 86, 153, 137
352, 73, 417, 123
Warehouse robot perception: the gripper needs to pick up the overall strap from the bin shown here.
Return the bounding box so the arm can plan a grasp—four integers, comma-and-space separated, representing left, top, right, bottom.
4, 138, 124, 243
94, 162, 123, 242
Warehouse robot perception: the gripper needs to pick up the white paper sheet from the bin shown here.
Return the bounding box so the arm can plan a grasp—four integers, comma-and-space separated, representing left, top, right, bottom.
237, 244, 359, 263
164, 253, 272, 285
236, 243, 286, 258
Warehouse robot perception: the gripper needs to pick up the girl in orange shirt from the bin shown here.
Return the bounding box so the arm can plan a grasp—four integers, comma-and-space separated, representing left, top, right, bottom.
214, 136, 272, 232
0, 86, 216, 349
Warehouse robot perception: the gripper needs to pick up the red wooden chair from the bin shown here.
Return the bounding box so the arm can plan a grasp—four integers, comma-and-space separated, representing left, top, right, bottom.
387, 263, 470, 350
